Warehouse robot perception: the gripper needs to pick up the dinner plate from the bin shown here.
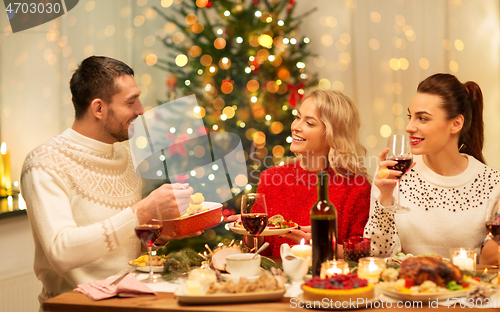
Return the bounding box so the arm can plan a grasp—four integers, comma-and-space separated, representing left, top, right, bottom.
295, 294, 379, 310
228, 222, 298, 236
375, 286, 468, 302
174, 288, 285, 304
131, 265, 164, 273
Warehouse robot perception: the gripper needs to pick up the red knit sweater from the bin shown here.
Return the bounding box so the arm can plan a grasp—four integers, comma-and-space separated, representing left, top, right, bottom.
256, 163, 371, 257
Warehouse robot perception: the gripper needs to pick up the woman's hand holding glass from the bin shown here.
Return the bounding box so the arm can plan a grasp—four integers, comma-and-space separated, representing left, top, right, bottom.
375, 135, 413, 213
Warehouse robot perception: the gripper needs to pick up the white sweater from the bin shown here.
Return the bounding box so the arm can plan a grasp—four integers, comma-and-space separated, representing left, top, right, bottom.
20, 129, 142, 303
364, 154, 500, 258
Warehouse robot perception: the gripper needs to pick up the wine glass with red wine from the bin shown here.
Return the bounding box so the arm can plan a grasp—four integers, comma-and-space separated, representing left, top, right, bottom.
134, 202, 163, 283
385, 134, 412, 213
485, 203, 500, 268
241, 193, 268, 252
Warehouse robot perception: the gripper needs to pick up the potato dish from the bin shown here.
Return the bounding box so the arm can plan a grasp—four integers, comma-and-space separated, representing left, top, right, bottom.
129, 254, 165, 267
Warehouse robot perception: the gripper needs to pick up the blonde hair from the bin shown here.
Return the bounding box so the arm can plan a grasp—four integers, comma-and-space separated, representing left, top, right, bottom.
301, 89, 368, 178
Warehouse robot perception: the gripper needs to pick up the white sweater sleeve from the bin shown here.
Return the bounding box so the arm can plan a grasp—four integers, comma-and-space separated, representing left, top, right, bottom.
363, 181, 402, 257
22, 167, 138, 274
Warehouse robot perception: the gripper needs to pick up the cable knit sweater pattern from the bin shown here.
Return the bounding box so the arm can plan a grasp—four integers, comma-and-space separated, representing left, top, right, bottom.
364, 154, 500, 258
256, 163, 371, 257
20, 129, 142, 303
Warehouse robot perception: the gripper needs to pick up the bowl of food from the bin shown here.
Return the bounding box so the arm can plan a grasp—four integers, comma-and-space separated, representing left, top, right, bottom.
162, 193, 222, 237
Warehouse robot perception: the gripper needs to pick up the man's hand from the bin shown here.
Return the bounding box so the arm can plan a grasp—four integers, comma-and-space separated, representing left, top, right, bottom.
133, 183, 193, 224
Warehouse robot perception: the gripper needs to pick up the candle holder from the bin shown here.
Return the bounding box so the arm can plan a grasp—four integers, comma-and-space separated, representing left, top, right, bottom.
357, 257, 386, 282
320, 260, 349, 278
450, 248, 476, 271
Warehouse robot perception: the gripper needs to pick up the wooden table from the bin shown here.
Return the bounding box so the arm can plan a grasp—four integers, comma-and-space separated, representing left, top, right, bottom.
43, 265, 499, 312
42, 291, 500, 312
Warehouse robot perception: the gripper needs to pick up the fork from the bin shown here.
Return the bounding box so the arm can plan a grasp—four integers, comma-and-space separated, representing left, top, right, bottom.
110, 271, 131, 286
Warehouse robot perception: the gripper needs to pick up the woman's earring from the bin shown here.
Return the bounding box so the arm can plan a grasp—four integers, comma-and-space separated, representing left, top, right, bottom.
459, 144, 465, 151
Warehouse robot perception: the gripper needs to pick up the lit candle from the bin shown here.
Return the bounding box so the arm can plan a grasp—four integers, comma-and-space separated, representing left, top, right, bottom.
451, 248, 476, 271
357, 257, 386, 282
291, 238, 312, 259
320, 260, 349, 278
0, 143, 11, 196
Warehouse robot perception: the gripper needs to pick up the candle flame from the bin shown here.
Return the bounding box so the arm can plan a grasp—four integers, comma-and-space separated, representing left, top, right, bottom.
459, 248, 467, 257
484, 268, 488, 274
300, 238, 305, 246
1, 143, 6, 155
368, 261, 378, 271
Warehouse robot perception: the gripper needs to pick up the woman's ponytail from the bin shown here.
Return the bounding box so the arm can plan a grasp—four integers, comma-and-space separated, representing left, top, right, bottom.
462, 81, 485, 163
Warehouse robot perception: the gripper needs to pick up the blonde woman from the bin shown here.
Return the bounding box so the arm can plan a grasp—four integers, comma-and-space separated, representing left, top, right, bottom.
256, 89, 371, 257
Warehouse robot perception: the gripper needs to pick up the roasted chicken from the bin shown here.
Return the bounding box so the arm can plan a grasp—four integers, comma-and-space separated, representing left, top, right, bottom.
398, 257, 462, 287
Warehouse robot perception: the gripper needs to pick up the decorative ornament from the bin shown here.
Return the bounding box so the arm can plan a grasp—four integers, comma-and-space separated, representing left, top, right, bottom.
167, 134, 189, 156
287, 82, 305, 107
253, 0, 259, 6
250, 59, 261, 74
234, 4, 244, 13
221, 78, 235, 94
206, 1, 213, 8
165, 75, 177, 89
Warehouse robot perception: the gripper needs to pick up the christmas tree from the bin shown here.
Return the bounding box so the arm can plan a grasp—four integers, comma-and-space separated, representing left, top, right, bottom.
152, 0, 317, 252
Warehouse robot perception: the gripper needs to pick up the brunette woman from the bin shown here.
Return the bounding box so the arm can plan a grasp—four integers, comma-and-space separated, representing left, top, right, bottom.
365, 73, 500, 264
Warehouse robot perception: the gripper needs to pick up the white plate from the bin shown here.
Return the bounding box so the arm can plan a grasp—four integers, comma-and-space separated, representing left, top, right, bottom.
375, 286, 468, 302
131, 265, 164, 273
228, 222, 298, 236
174, 288, 285, 304
296, 294, 379, 310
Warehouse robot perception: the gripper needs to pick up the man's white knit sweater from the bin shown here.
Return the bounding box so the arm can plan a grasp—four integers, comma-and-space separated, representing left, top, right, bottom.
20, 128, 142, 302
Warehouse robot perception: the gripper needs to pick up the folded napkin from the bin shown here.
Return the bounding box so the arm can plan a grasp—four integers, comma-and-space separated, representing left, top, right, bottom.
75, 274, 156, 300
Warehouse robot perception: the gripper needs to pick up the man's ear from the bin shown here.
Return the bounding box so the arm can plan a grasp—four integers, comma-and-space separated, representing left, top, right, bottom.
451, 114, 464, 134
89, 98, 104, 120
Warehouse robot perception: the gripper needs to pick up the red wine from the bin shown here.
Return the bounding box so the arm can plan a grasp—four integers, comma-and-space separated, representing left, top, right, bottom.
241, 213, 268, 235
486, 221, 500, 244
387, 157, 412, 179
311, 217, 337, 275
311, 171, 337, 276
135, 224, 162, 247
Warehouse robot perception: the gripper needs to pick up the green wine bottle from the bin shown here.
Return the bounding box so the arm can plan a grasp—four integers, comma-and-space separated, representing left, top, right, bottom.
310, 170, 338, 276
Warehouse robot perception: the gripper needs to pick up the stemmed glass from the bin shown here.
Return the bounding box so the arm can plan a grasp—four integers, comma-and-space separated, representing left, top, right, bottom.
385, 134, 412, 213
241, 193, 268, 252
134, 201, 163, 283
485, 202, 500, 268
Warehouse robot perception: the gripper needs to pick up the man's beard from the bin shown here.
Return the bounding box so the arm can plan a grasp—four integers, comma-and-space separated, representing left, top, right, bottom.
104, 108, 131, 143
